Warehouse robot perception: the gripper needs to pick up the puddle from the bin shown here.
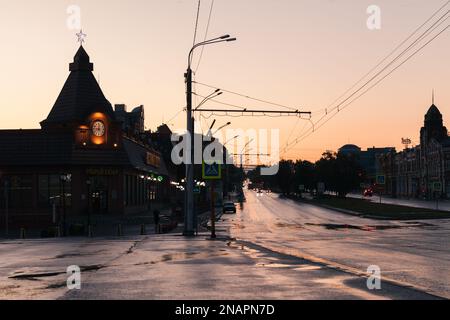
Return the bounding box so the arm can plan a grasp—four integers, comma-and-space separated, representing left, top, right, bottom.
294, 265, 322, 271
9, 264, 105, 280
275, 223, 304, 229
256, 263, 292, 268
46, 282, 67, 289
136, 251, 229, 266
51, 250, 106, 259
304, 222, 435, 231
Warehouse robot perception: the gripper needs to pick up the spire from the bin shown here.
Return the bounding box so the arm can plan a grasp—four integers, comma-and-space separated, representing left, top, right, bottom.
69, 46, 94, 71
41, 45, 115, 127
432, 89, 435, 105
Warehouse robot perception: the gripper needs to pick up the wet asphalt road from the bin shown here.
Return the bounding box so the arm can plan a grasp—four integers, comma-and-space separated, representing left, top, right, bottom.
0, 191, 447, 299
228, 191, 450, 298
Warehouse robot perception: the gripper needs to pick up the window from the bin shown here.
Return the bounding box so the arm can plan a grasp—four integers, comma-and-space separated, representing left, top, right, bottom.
38, 174, 71, 208
9, 175, 33, 209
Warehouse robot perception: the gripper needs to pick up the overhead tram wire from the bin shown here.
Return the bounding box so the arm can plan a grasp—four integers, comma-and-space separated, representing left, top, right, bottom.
193, 81, 307, 112
282, 22, 450, 155
195, 0, 215, 74
283, 9, 450, 151
324, 9, 449, 118
192, 0, 202, 47
324, 0, 450, 111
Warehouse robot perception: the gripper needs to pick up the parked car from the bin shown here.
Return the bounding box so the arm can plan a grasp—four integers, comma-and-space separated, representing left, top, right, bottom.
223, 202, 237, 214
363, 188, 374, 197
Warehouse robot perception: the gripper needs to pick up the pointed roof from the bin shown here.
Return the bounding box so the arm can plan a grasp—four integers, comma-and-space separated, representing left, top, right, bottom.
426, 104, 441, 117
425, 104, 443, 124
41, 46, 116, 126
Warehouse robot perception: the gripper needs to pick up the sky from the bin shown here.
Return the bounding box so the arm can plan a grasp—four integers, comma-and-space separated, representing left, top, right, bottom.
0, 0, 448, 162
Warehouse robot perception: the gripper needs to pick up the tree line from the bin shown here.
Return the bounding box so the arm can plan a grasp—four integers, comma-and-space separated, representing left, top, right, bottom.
247, 151, 365, 198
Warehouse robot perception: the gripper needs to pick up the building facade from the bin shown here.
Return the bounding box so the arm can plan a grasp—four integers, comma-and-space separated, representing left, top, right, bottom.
378, 103, 450, 199
0, 46, 173, 230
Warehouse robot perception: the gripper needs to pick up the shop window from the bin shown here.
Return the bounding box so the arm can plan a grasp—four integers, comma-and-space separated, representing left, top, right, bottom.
38, 174, 71, 208
8, 175, 33, 209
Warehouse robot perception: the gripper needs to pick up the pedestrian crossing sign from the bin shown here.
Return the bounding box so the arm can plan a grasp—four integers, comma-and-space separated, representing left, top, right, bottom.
202, 162, 222, 180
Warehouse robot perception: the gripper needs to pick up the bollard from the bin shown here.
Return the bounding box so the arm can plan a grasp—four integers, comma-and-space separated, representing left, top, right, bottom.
20, 228, 26, 239
87, 225, 93, 238
56, 226, 61, 238
140, 224, 146, 235
117, 224, 123, 237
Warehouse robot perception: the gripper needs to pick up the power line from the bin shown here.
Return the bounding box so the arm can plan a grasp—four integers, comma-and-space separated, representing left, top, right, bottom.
195, 0, 215, 73
192, 0, 202, 47
193, 81, 306, 111
327, 9, 448, 118
282, 6, 449, 154
164, 108, 185, 126
283, 22, 449, 154
192, 93, 246, 110
325, 0, 450, 111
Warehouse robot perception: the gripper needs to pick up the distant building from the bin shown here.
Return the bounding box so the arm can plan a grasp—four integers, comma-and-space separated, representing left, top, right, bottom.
338, 144, 396, 184
378, 102, 450, 199
419, 103, 450, 198
114, 104, 145, 137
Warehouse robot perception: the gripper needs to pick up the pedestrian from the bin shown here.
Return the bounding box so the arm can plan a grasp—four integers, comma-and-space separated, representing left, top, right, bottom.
153, 209, 160, 234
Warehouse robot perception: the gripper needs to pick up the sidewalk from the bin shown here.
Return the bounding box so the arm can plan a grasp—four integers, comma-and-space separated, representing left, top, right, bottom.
0, 209, 178, 239
348, 193, 450, 212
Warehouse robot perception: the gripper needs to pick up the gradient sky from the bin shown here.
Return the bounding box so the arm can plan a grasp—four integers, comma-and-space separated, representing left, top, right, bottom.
0, 0, 448, 162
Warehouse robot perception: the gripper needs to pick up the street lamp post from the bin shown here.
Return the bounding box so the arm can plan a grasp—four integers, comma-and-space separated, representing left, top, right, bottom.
184, 35, 236, 237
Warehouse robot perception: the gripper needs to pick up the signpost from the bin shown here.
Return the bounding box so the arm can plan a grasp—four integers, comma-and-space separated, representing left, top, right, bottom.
376, 175, 386, 185
203, 162, 222, 239
202, 162, 222, 180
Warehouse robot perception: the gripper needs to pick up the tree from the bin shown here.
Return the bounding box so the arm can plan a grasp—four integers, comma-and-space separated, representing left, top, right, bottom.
277, 160, 294, 195
293, 160, 315, 192
315, 151, 363, 197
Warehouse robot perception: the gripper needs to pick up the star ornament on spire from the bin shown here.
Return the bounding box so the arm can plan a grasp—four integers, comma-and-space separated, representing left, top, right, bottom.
76, 29, 87, 46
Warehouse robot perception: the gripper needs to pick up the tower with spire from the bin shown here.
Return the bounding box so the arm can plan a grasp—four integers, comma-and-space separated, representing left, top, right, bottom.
40, 45, 121, 148
420, 92, 448, 145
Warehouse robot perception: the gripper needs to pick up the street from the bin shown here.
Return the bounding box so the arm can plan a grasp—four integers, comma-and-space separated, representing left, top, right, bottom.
230, 191, 450, 298
0, 190, 448, 299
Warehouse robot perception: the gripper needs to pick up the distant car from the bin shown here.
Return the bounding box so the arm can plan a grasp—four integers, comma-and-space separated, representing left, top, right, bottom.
363, 188, 373, 197
223, 202, 237, 214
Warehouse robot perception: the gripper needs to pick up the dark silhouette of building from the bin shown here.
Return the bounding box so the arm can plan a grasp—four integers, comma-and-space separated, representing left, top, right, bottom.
0, 46, 172, 230
338, 144, 396, 184
378, 101, 450, 199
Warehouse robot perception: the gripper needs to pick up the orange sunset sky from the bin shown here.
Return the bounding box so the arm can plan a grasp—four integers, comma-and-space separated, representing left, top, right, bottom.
0, 0, 448, 162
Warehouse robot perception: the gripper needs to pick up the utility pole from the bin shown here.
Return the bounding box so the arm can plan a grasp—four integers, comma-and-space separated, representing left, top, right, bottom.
184, 67, 195, 236
184, 35, 236, 237
210, 180, 216, 239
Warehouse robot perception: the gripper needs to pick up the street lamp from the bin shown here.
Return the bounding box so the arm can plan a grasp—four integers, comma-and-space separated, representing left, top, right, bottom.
207, 121, 231, 138
184, 35, 236, 237
194, 89, 222, 111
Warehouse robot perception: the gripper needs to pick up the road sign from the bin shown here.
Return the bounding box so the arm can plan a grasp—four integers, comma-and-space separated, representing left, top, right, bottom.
432, 182, 442, 192
202, 162, 222, 180
376, 175, 386, 185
